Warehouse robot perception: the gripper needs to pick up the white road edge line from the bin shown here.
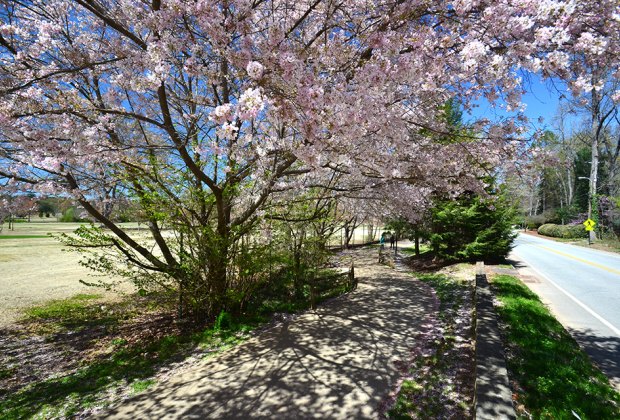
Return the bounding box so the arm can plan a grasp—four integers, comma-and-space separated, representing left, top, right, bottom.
512, 251, 620, 337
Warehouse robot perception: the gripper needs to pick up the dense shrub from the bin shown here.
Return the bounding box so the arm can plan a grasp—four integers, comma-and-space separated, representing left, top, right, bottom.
429, 188, 516, 262
60, 207, 79, 222
525, 214, 546, 230
59, 207, 89, 222
537, 223, 587, 239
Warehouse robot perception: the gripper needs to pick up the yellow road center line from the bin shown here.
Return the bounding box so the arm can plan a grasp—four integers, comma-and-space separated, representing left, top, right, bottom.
533, 244, 620, 276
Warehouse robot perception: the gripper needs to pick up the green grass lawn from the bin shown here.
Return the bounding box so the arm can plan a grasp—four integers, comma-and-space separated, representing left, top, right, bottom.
491, 274, 620, 419
25, 293, 102, 319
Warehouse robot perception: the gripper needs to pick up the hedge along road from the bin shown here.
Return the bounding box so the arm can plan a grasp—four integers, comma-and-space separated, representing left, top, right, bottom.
510, 233, 620, 388
101, 246, 439, 419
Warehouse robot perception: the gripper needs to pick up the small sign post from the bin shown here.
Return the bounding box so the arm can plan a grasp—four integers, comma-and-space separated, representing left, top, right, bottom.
583, 219, 596, 245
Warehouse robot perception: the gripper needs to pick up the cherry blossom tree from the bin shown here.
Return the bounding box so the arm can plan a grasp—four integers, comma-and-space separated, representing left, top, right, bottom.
0, 194, 36, 231
0, 0, 618, 321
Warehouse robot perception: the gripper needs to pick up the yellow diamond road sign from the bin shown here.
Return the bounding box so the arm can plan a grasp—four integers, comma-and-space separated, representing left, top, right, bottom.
583, 219, 596, 231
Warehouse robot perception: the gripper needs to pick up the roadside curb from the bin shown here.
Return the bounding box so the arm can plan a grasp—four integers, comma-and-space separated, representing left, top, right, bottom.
474, 262, 516, 419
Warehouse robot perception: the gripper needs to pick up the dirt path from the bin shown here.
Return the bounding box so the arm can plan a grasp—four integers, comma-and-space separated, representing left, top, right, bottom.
102, 246, 438, 419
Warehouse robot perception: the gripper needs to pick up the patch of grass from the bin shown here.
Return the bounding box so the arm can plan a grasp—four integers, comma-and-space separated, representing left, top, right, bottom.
130, 379, 155, 394
491, 274, 620, 419
26, 294, 102, 319
0, 312, 266, 419
0, 365, 17, 380
389, 271, 473, 419
418, 273, 458, 304
111, 338, 128, 347
401, 244, 430, 256
21, 293, 165, 335
389, 380, 426, 418
497, 263, 514, 269
588, 238, 620, 254
192, 312, 267, 351
23, 294, 117, 333
0, 346, 154, 418
0, 340, 168, 418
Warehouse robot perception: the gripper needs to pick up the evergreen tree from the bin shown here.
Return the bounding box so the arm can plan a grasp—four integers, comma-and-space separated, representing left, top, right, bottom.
429, 186, 516, 262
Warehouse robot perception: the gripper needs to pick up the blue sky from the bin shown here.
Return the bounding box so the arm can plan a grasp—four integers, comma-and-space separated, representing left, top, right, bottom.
466, 72, 586, 135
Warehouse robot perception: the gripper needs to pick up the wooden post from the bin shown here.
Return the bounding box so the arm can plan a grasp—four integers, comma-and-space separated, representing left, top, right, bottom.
349, 260, 355, 289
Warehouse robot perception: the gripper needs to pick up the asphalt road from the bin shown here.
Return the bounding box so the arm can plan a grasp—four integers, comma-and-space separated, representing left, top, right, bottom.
510, 233, 620, 388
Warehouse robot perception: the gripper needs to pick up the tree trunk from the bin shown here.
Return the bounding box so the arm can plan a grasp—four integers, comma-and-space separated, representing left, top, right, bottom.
588, 69, 601, 242
343, 224, 352, 249
567, 167, 574, 206
208, 253, 228, 321
206, 193, 232, 321
293, 231, 305, 301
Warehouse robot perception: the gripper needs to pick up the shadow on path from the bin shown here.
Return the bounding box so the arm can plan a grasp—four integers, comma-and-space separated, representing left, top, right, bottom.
102, 248, 437, 419
569, 328, 620, 389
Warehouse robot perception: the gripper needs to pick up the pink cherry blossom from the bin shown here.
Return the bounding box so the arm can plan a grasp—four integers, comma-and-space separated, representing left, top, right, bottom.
210, 103, 234, 124
246, 61, 264, 80
0, 0, 616, 277
236, 87, 265, 120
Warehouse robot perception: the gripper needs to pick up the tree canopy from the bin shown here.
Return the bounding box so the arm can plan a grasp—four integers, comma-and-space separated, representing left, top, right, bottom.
1, 0, 619, 321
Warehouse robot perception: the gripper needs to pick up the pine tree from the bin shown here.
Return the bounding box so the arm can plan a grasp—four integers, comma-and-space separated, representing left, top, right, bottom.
429, 186, 516, 262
